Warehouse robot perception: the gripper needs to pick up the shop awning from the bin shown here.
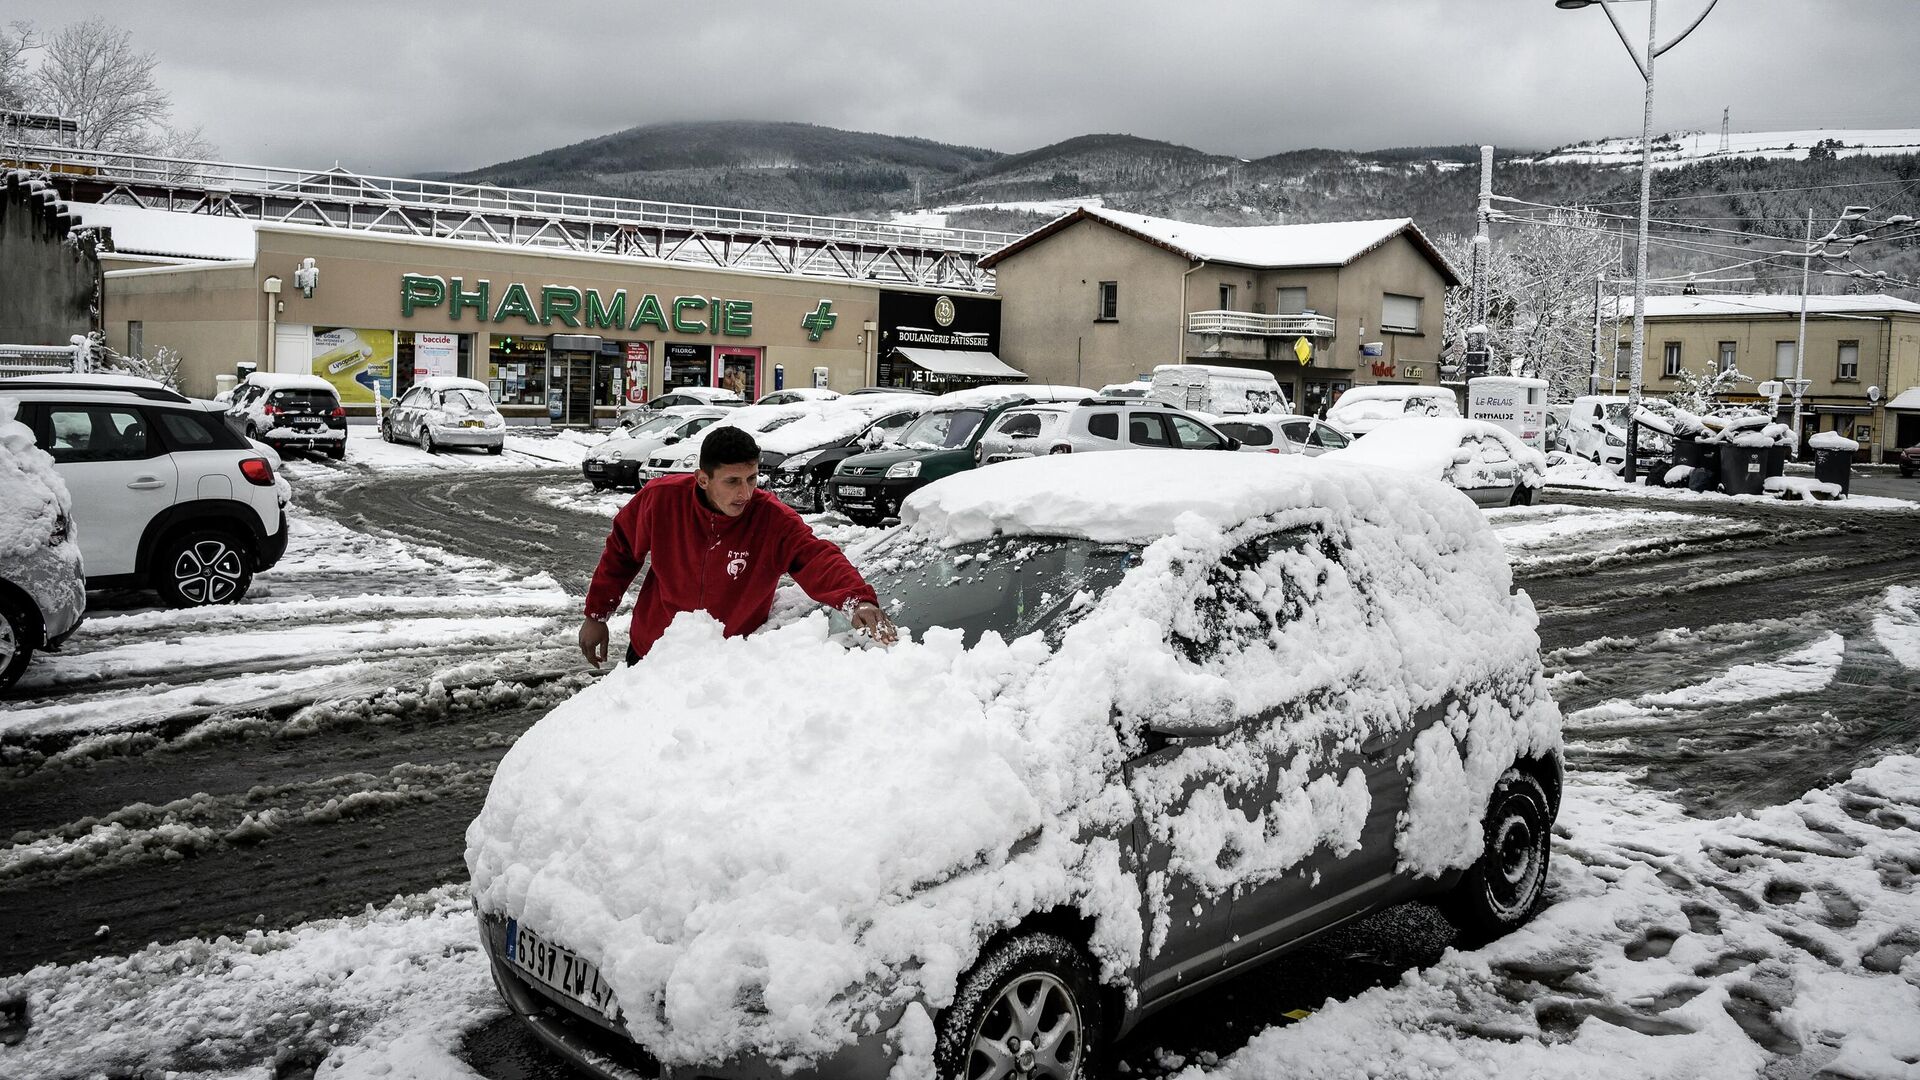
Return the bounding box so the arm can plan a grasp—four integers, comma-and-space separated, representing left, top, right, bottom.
892, 347, 1027, 380
1886, 387, 1920, 411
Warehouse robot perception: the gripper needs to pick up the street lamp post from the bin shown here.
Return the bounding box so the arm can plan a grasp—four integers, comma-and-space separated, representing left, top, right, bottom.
1555, 0, 1719, 482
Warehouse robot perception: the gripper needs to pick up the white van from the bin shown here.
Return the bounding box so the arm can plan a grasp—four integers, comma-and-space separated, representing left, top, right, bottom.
1467, 377, 1549, 453
1148, 364, 1290, 415
1565, 395, 1633, 473
1326, 384, 1460, 437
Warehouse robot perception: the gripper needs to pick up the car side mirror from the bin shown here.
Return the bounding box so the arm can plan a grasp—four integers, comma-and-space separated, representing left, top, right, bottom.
1223, 437, 1241, 452
662, 434, 681, 445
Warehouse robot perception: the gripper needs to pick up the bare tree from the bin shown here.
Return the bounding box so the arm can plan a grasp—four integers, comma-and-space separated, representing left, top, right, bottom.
29, 17, 170, 154
0, 21, 34, 112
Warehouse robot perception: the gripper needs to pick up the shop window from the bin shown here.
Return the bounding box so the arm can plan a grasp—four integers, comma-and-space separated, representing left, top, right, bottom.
1096, 282, 1118, 322
489, 335, 548, 407
1218, 284, 1236, 311
1382, 293, 1422, 334
1662, 341, 1682, 378
1717, 341, 1737, 373
1837, 341, 1859, 381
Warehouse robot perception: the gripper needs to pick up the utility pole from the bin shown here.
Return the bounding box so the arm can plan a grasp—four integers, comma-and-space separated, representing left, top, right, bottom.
1792, 206, 1813, 459
1466, 145, 1494, 382
1590, 272, 1605, 396
1719, 107, 1729, 154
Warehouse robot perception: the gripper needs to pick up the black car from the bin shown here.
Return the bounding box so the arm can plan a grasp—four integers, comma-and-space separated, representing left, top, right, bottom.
766, 408, 922, 512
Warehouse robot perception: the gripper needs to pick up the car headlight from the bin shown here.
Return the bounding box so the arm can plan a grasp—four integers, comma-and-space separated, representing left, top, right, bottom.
783, 450, 820, 470
49, 512, 70, 546
885, 460, 921, 479
1605, 432, 1626, 447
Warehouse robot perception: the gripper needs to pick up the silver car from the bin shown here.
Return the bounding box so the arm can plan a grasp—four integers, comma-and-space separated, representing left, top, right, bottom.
383, 377, 507, 454
1216, 415, 1352, 457
976, 399, 1236, 463
1, 404, 86, 691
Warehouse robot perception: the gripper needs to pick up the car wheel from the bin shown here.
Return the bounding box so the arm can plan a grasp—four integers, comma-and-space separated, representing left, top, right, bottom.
1439, 768, 1553, 946
846, 511, 884, 528
155, 530, 255, 608
1509, 485, 1535, 507
935, 932, 1101, 1080
327, 442, 346, 460
1903, 466, 1914, 478
0, 597, 33, 691
487, 443, 503, 456
381, 420, 394, 443
591, 481, 611, 491
421, 429, 437, 455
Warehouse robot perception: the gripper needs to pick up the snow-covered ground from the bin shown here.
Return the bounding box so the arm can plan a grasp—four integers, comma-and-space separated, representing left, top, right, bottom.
275, 425, 605, 482
1520, 127, 1920, 168
1543, 456, 1919, 511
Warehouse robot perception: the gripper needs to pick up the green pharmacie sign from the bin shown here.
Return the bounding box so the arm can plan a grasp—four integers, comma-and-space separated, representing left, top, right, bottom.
399, 274, 754, 337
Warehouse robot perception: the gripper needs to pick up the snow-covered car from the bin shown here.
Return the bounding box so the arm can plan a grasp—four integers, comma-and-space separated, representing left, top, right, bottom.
754, 387, 841, 406
466, 450, 1564, 1080
2, 375, 288, 607
847, 386, 934, 396
0, 396, 86, 690
1148, 363, 1290, 415
764, 396, 935, 512
976, 399, 1235, 463
635, 403, 820, 485
828, 384, 1096, 526
1326, 385, 1461, 438
1327, 417, 1547, 507
1899, 441, 1920, 478
1214, 414, 1352, 457
582, 406, 730, 491
618, 387, 746, 427
1564, 395, 1634, 473
382, 376, 506, 455
224, 372, 347, 459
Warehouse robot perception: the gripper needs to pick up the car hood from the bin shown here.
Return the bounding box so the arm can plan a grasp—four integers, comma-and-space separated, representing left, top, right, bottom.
837, 445, 947, 471
464, 614, 1130, 1068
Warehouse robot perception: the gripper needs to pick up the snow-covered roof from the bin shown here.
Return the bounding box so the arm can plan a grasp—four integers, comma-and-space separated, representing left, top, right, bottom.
1885, 387, 1920, 411
414, 376, 490, 393
70, 202, 256, 261
1607, 293, 1920, 320
243, 372, 335, 392
928, 384, 1095, 411
982, 206, 1462, 283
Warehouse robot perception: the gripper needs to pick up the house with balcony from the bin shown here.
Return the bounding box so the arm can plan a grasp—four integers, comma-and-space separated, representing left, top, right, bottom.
980, 207, 1461, 416
1608, 293, 1920, 463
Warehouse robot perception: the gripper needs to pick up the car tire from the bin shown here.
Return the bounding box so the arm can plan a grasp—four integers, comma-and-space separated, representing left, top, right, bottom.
154, 529, 255, 608
591, 481, 610, 491
935, 932, 1102, 1080
1439, 768, 1553, 946
0, 597, 33, 691
487, 443, 503, 456
846, 511, 884, 528
1903, 466, 1914, 478
381, 420, 394, 443
421, 429, 437, 455
1509, 485, 1535, 507
327, 442, 346, 460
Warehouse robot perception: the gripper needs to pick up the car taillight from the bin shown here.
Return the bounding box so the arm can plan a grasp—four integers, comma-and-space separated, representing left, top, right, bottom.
262, 404, 280, 416
1049, 444, 1072, 455
331, 406, 345, 418
49, 512, 70, 545
1266, 447, 1284, 454
239, 457, 275, 486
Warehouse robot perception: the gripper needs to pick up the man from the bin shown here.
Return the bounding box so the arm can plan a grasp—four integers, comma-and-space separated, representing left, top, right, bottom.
578, 424, 897, 666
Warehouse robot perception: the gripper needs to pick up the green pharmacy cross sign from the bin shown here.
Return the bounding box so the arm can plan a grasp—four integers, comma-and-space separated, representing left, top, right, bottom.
801, 300, 837, 341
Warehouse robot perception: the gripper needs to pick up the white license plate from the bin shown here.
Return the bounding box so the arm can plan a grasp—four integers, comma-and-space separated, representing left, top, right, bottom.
585, 462, 605, 472
838, 484, 869, 498
506, 918, 620, 1020
293, 420, 322, 430
463, 420, 484, 428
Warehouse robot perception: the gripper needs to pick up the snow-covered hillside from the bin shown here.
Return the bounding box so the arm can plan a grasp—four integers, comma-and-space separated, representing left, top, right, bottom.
1521, 128, 1920, 169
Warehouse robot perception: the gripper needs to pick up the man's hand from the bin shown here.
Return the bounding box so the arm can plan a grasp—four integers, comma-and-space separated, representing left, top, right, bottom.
848, 600, 898, 646
578, 618, 610, 668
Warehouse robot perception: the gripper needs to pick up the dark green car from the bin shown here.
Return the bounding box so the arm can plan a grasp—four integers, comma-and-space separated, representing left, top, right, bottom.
828, 385, 1092, 525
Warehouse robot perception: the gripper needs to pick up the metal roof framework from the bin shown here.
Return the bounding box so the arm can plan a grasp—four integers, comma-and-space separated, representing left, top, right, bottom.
4, 142, 1018, 292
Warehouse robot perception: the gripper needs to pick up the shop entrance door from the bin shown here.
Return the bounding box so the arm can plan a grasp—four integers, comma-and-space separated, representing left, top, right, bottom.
714, 346, 762, 401
552, 351, 596, 425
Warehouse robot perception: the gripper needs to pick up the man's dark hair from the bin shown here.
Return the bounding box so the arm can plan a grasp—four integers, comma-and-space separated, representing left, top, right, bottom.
699, 425, 761, 472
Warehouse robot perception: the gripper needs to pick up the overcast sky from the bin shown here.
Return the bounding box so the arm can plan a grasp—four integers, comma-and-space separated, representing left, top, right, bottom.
12, 0, 1919, 175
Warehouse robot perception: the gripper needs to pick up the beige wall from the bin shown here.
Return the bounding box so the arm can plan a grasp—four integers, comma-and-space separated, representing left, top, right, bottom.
102, 262, 260, 397
995, 219, 1452, 401
994, 218, 1192, 388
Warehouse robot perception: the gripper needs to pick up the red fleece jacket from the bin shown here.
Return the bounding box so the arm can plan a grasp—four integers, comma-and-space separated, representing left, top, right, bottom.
584, 473, 878, 659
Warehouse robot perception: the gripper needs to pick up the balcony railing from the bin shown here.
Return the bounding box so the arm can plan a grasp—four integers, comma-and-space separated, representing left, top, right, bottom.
1187, 310, 1335, 338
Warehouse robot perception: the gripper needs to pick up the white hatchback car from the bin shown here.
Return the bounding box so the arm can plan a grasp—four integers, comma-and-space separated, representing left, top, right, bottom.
1215, 414, 1353, 457
2, 376, 289, 607
0, 395, 86, 690
382, 376, 508, 455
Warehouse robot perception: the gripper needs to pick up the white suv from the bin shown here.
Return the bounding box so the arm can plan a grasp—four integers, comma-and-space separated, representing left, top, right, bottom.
977, 398, 1237, 462
1, 376, 290, 608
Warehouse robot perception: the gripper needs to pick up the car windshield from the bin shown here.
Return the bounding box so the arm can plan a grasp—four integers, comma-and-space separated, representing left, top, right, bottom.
857, 534, 1138, 648
1602, 403, 1631, 427
897, 408, 985, 451
625, 414, 680, 437
1331, 398, 1406, 423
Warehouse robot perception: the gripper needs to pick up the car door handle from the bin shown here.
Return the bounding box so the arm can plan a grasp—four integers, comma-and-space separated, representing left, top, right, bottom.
1361, 733, 1392, 761
127, 477, 167, 490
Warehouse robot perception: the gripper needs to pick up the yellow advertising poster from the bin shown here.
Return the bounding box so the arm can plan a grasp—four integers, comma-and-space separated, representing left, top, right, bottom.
312, 327, 395, 405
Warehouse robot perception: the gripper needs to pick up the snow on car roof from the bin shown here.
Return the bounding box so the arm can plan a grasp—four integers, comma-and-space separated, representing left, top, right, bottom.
670, 386, 747, 403
3, 372, 171, 392
929, 384, 1096, 411
902, 447, 1473, 545
0, 396, 70, 558
1326, 417, 1544, 485
243, 372, 336, 393
414, 376, 489, 393
1334, 384, 1455, 404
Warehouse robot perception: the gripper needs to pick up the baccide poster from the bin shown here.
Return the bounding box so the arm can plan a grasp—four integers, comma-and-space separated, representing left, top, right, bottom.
414, 332, 458, 379
313, 327, 395, 405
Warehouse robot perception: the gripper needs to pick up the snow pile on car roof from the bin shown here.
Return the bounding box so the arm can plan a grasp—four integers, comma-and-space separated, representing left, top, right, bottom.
0, 395, 71, 556
1329, 417, 1546, 490
244, 372, 336, 392
929, 384, 1095, 411
467, 448, 1559, 1072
